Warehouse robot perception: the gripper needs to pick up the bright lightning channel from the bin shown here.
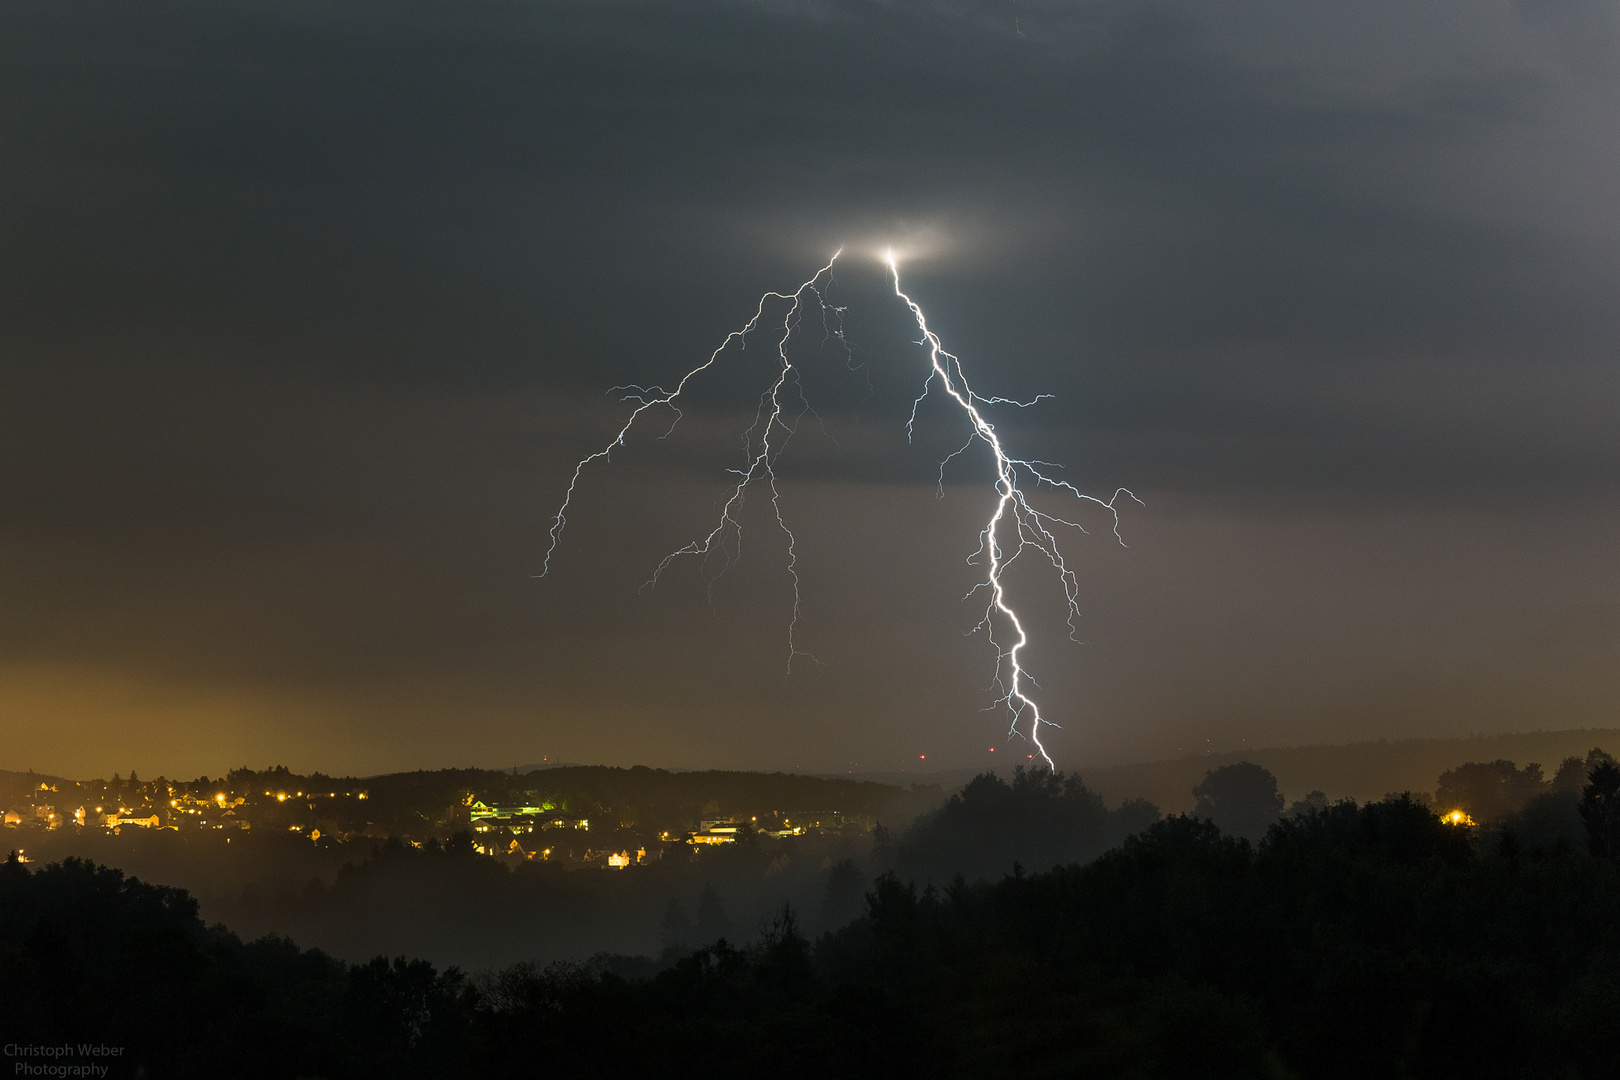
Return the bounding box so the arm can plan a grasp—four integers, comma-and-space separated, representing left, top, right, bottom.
540, 249, 1135, 768
539, 253, 845, 674
885, 250, 1137, 769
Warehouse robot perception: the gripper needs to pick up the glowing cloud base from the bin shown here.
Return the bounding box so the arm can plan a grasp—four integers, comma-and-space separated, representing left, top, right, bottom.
540, 251, 1134, 768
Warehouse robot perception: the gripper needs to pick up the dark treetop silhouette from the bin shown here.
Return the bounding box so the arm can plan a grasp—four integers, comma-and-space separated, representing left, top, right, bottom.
10, 760, 1620, 1079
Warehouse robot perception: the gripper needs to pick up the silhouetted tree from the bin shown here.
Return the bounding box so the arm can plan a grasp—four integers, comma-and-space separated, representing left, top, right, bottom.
1435, 759, 1548, 822
1265, 793, 1470, 867
1192, 762, 1283, 840
817, 858, 865, 931
658, 898, 692, 952
28, 785, 1620, 1080
1112, 797, 1162, 839
695, 883, 730, 943
1555, 747, 1616, 792
895, 768, 1151, 880
1287, 790, 1329, 817
1502, 788, 1584, 853
346, 955, 469, 1067
752, 903, 812, 997
1580, 761, 1620, 859
1493, 825, 1522, 865
870, 822, 894, 865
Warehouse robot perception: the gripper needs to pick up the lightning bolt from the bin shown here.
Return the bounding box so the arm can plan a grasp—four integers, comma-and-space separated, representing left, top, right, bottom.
540, 249, 1134, 767
886, 251, 1137, 769
539, 253, 845, 673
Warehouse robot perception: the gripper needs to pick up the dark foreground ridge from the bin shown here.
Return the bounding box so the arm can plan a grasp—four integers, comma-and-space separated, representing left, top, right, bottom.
8, 772, 1620, 1079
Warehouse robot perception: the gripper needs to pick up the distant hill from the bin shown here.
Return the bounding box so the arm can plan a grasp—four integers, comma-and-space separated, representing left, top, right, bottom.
0, 761, 947, 833
1079, 728, 1620, 813
358, 763, 927, 820
0, 768, 77, 804
823, 768, 985, 791
499, 764, 937, 822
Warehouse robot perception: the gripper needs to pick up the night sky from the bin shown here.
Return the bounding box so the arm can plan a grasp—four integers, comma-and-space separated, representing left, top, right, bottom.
3, 0, 1618, 778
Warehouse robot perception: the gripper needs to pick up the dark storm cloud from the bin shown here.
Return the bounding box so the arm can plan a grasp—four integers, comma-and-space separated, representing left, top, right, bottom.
1, 0, 1617, 774
7, 0, 1614, 479
6, 0, 1611, 344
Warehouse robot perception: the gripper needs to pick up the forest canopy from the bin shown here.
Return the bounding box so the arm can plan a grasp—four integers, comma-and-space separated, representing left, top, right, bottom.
10, 761, 1620, 1079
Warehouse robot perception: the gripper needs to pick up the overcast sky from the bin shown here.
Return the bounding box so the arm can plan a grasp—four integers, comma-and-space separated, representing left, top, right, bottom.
3, 0, 1618, 779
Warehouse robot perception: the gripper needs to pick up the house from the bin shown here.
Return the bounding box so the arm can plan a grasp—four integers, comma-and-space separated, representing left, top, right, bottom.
690, 819, 746, 845
111, 814, 160, 829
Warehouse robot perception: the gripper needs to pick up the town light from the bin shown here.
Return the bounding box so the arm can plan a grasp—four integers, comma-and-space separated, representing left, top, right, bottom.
1443, 809, 1475, 827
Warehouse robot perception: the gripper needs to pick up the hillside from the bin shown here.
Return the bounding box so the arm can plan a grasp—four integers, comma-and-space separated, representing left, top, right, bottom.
0, 768, 77, 804
1080, 728, 1620, 813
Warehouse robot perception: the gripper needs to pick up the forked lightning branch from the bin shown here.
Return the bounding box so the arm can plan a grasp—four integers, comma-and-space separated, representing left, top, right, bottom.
539, 250, 1136, 768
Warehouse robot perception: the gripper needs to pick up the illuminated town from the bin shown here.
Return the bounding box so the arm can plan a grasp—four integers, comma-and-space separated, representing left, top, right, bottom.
4, 0, 1617, 1070
0, 764, 876, 869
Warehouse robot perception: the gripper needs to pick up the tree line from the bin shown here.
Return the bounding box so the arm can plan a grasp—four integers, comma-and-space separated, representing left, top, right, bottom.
8, 758, 1620, 1078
